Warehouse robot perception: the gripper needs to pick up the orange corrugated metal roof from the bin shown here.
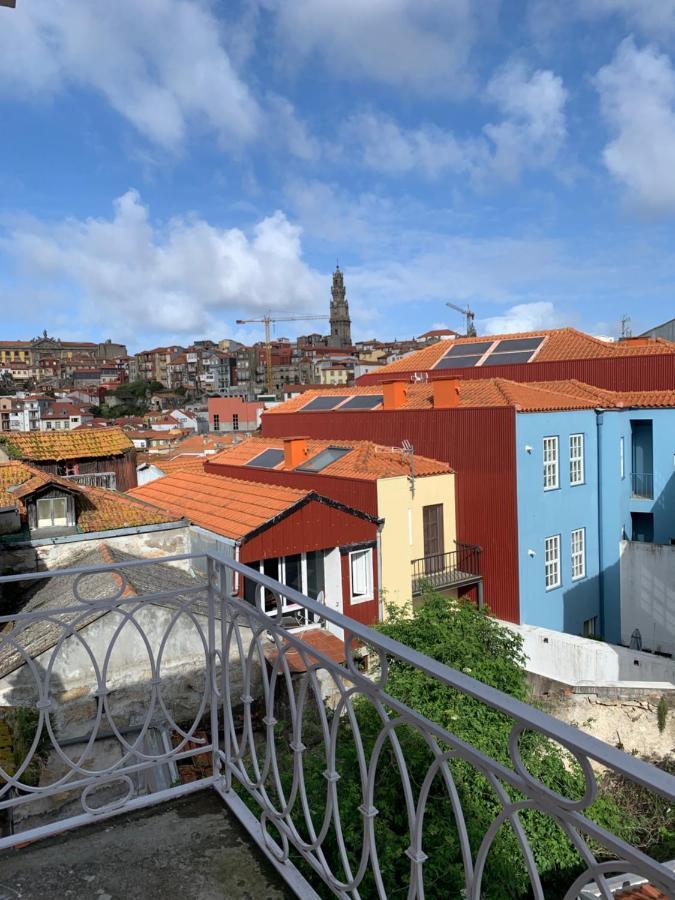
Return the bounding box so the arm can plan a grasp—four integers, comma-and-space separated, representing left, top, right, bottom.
0, 461, 176, 530
374, 328, 675, 375
209, 437, 451, 479
129, 471, 310, 540
265, 378, 675, 415
0, 427, 134, 461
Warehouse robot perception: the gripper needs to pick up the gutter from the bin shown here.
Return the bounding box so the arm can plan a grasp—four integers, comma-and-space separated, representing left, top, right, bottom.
376, 521, 384, 622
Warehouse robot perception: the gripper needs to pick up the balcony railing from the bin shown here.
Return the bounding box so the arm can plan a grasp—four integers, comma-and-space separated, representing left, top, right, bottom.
411, 541, 481, 595
631, 472, 654, 499
62, 471, 117, 490
0, 554, 673, 899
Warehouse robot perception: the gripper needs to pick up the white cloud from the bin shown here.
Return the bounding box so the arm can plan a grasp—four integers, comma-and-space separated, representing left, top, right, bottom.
595, 38, 675, 213
3, 191, 325, 343
480, 301, 567, 334
0, 0, 260, 149
341, 61, 567, 183
264, 0, 496, 95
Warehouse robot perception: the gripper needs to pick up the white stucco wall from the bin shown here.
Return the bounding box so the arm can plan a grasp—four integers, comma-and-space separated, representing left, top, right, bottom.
620, 539, 675, 657
505, 621, 675, 687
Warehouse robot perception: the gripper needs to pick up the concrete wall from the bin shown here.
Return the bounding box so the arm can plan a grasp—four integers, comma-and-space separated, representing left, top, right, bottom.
506, 621, 675, 686
516, 410, 601, 635
620, 539, 675, 656
0, 525, 192, 576
376, 472, 456, 611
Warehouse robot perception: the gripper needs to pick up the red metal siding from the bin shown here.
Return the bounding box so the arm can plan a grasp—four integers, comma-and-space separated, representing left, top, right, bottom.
357, 354, 675, 391
203, 460, 379, 517
341, 548, 379, 626
240, 499, 378, 561
262, 407, 520, 622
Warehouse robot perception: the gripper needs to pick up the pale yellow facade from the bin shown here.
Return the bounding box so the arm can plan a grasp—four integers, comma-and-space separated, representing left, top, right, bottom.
376, 472, 456, 614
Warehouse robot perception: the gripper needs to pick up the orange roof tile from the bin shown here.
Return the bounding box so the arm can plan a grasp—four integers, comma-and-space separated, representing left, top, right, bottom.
129, 472, 310, 540
209, 436, 451, 480
0, 461, 176, 531
373, 328, 675, 376
265, 378, 675, 415
0, 427, 134, 461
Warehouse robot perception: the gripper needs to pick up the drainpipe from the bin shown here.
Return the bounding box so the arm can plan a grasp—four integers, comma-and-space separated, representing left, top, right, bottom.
376, 521, 384, 622
596, 410, 606, 637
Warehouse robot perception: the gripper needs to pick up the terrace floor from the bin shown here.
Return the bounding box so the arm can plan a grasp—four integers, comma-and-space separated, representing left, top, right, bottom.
0, 792, 295, 900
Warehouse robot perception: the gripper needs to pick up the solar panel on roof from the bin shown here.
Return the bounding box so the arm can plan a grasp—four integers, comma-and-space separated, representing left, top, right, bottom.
435, 355, 482, 369
481, 351, 534, 367
340, 395, 384, 410
302, 395, 349, 411
442, 341, 494, 358
246, 448, 284, 468
296, 447, 351, 473
491, 337, 544, 354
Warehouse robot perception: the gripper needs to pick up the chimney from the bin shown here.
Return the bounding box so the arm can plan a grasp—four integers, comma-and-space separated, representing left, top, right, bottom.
283, 436, 308, 468
433, 379, 461, 409
382, 381, 407, 411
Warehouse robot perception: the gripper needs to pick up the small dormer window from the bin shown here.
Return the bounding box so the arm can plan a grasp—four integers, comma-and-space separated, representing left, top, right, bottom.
36, 496, 68, 528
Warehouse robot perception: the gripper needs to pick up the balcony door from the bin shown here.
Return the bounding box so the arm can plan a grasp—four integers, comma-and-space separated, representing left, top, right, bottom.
423, 504, 445, 574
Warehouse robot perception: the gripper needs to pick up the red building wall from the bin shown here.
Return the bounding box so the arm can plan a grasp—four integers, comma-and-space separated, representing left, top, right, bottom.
240, 499, 377, 561
207, 397, 262, 431
262, 406, 520, 622
357, 353, 675, 392
204, 459, 379, 517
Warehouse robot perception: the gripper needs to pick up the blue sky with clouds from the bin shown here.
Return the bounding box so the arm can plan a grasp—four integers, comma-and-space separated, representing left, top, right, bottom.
1, 0, 675, 352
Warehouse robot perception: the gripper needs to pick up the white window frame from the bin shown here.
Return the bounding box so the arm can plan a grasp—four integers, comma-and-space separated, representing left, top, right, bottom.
349, 548, 374, 604
544, 534, 561, 590
571, 528, 586, 580
543, 436, 559, 491
569, 434, 585, 486
620, 436, 625, 479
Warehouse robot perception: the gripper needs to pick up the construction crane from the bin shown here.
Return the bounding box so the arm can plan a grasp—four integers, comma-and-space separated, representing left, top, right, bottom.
446, 302, 477, 337
235, 314, 329, 393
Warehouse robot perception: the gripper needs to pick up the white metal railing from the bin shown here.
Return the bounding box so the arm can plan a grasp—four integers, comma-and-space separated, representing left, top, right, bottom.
62, 471, 117, 490
0, 554, 673, 900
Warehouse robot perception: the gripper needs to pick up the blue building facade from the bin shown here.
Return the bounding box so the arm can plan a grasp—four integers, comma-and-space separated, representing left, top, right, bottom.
515, 406, 675, 643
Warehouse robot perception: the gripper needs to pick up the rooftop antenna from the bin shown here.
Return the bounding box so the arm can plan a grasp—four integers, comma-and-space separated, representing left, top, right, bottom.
402, 439, 415, 497
446, 302, 477, 337
620, 314, 632, 340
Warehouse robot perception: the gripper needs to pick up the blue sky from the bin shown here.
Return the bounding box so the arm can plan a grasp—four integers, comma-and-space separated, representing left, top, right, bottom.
1, 1, 675, 352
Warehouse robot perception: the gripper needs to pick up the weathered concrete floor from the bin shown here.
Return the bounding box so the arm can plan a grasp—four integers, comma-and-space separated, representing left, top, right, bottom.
0, 791, 295, 900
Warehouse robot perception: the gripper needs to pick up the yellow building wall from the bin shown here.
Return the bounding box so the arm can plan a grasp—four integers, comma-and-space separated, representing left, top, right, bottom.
376, 472, 456, 615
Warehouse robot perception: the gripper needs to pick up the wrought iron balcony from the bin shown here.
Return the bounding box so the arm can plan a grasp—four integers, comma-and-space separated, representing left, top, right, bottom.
631, 472, 654, 500
62, 471, 117, 490
0, 553, 673, 899
411, 541, 481, 595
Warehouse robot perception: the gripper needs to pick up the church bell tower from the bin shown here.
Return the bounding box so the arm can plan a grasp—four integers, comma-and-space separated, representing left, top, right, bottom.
329, 265, 352, 348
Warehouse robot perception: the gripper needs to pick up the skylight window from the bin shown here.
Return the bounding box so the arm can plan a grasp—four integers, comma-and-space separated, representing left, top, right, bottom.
302, 395, 349, 411
245, 448, 284, 469
434, 340, 494, 369
296, 447, 351, 472
339, 395, 383, 410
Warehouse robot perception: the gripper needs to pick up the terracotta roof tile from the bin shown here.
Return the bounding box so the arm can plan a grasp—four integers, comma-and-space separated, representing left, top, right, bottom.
129, 472, 310, 540
373, 328, 675, 375
266, 378, 675, 415
0, 427, 134, 461
209, 436, 451, 479
0, 460, 176, 530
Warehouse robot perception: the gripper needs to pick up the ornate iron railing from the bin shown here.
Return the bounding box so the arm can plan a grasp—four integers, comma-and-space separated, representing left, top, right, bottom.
411, 542, 481, 594
0, 554, 673, 900
630, 472, 654, 500
62, 471, 117, 490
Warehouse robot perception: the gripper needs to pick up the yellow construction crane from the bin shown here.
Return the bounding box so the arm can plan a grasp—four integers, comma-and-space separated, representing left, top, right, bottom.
446, 301, 477, 337
235, 314, 329, 393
